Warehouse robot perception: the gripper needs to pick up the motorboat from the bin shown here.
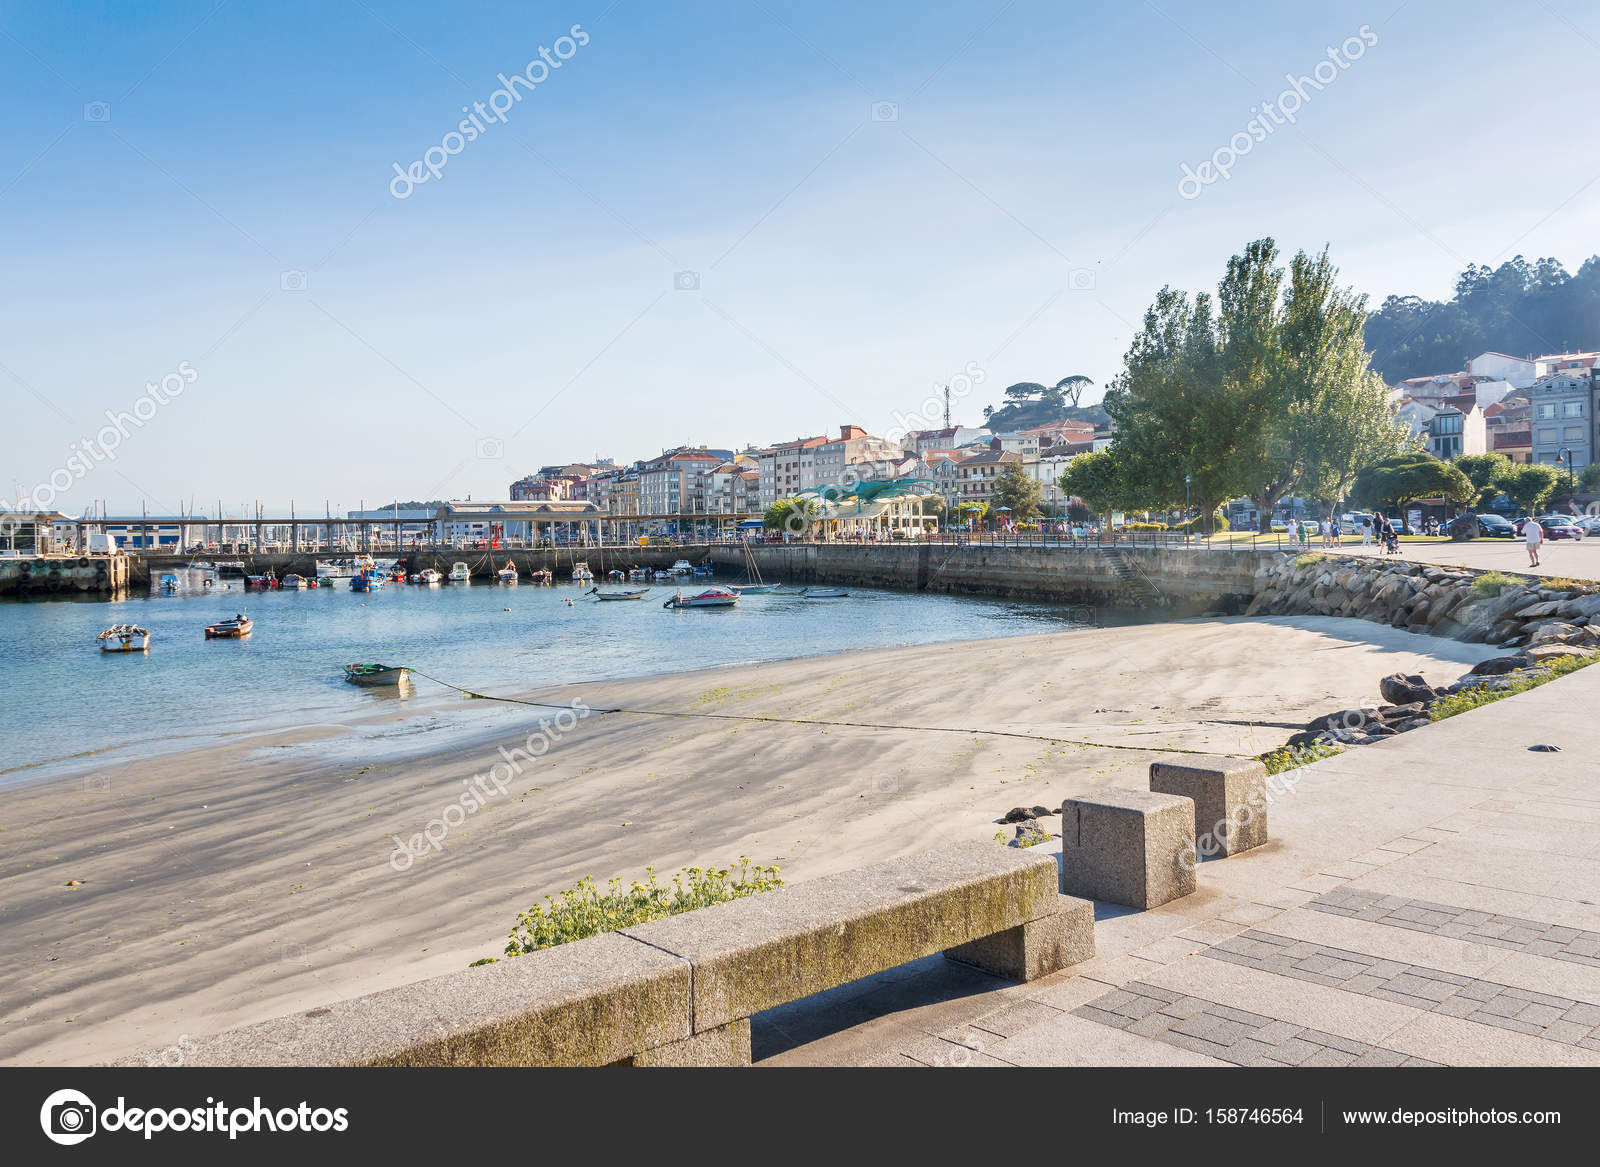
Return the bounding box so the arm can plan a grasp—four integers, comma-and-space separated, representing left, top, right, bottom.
448, 562, 471, 583
281, 573, 309, 590
497, 566, 519, 585
606, 569, 626, 581
350, 569, 385, 592
670, 559, 693, 575
529, 569, 552, 584
798, 587, 849, 599
415, 568, 443, 585
588, 586, 649, 601
571, 560, 594, 582
205, 613, 254, 638
245, 570, 279, 590
627, 567, 649, 582
663, 587, 739, 609
97, 623, 150, 652
343, 663, 412, 687
158, 572, 179, 594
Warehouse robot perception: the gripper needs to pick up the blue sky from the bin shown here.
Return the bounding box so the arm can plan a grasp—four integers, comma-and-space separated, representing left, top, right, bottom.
3, 0, 1598, 516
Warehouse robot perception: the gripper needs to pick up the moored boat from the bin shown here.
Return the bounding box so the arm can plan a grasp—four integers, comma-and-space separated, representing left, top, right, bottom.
571, 560, 593, 582
415, 568, 443, 585
350, 569, 385, 592
497, 566, 518, 585
663, 587, 739, 609
607, 569, 626, 581
731, 582, 781, 594
281, 573, 308, 590
799, 587, 849, 598
627, 567, 649, 581
528, 569, 552, 584
670, 559, 693, 575
205, 613, 253, 638
587, 586, 650, 601
158, 573, 179, 594
343, 662, 412, 687
245, 570, 279, 590
97, 623, 150, 652
448, 562, 471, 583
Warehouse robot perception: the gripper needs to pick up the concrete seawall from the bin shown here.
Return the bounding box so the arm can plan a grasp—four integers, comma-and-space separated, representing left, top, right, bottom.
711, 543, 1272, 613
0, 554, 131, 597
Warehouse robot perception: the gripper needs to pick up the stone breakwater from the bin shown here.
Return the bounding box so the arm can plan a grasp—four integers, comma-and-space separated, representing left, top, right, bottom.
1245, 554, 1600, 650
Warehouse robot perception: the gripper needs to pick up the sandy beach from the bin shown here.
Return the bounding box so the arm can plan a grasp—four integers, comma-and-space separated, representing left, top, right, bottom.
0, 614, 1500, 1066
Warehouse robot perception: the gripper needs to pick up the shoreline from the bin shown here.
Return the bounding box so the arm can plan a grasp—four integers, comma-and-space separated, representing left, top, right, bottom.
0, 615, 1500, 1066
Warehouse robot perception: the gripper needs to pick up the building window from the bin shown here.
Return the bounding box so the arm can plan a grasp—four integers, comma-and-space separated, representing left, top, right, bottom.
1563, 400, 1585, 417
1538, 404, 1557, 419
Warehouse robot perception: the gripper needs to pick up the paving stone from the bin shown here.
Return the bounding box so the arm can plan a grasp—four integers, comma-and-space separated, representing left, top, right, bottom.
1541, 1020, 1592, 1045
1270, 1037, 1321, 1065
1302, 1046, 1358, 1067
1253, 1020, 1303, 1045
1157, 996, 1212, 1021
1216, 1038, 1278, 1065
1300, 1030, 1369, 1056
1072, 1005, 1133, 1029
1561, 1002, 1600, 1026
1514, 1002, 1566, 1027
1351, 1048, 1409, 1067
1125, 1012, 1179, 1038
1476, 1014, 1543, 1036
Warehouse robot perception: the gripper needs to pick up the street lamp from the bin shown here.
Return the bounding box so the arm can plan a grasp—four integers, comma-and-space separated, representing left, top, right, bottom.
1184, 474, 1191, 544
1560, 448, 1575, 498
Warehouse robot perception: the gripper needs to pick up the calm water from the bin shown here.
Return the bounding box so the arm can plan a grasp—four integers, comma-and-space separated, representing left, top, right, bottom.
1, 571, 1089, 786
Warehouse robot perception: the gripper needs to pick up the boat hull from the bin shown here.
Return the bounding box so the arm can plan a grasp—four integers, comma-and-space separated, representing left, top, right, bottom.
344, 666, 411, 687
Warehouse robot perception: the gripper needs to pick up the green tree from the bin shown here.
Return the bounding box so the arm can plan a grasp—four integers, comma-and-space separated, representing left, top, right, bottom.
763, 496, 818, 536
1058, 449, 1133, 519
918, 494, 947, 520
1502, 463, 1563, 514
1453, 452, 1515, 507
991, 461, 1044, 520
1352, 452, 1475, 514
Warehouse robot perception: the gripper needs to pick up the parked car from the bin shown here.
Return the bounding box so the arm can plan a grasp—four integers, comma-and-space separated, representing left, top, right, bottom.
1575, 516, 1600, 537
1448, 513, 1518, 539
1338, 512, 1370, 534
1517, 515, 1584, 540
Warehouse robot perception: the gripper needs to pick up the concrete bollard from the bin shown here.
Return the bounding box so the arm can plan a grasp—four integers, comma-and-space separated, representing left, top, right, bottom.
1149, 754, 1268, 858
1058, 789, 1196, 909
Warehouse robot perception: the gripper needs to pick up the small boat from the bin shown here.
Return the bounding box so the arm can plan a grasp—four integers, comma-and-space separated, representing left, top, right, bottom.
205, 613, 253, 638
653, 569, 672, 581
97, 623, 150, 652
692, 565, 714, 578
735, 537, 781, 593
245, 570, 279, 590
528, 569, 553, 585
281, 573, 308, 590
415, 568, 443, 585
588, 586, 650, 601
628, 567, 649, 582
571, 560, 593, 582
158, 573, 179, 594
607, 570, 626, 581
448, 562, 471, 583
343, 663, 411, 687
390, 570, 408, 584
799, 587, 849, 599
350, 569, 385, 592
731, 583, 781, 594
497, 566, 518, 585
670, 559, 693, 575
663, 587, 739, 609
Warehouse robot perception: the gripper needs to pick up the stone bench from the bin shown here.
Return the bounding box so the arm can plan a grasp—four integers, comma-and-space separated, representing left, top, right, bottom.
1059, 788, 1196, 909
1149, 754, 1268, 858
121, 842, 1092, 1068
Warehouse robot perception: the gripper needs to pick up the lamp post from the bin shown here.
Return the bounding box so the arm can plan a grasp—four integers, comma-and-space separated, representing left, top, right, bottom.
1560, 448, 1575, 499
1184, 474, 1191, 545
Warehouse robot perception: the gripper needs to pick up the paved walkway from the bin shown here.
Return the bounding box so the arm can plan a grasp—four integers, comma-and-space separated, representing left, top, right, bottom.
754, 661, 1600, 1066
1239, 536, 1600, 581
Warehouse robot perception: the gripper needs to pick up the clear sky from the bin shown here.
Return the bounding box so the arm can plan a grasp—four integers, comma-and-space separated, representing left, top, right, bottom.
3, 0, 1597, 516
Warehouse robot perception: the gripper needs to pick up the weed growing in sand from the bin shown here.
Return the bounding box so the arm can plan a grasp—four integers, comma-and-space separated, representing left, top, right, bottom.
1472, 570, 1521, 597
1429, 654, 1596, 722
493, 859, 784, 959
1258, 739, 1342, 774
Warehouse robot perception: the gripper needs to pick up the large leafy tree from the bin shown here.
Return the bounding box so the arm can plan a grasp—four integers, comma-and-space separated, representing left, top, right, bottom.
763, 496, 818, 535
1502, 463, 1563, 514
1351, 452, 1475, 514
1453, 452, 1515, 507
991, 461, 1044, 520
1058, 449, 1134, 520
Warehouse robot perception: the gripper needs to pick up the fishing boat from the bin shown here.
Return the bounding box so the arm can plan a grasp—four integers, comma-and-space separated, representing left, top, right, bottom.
528, 569, 552, 585
97, 623, 150, 652
350, 569, 385, 592
799, 587, 849, 599
415, 568, 443, 585
571, 560, 594, 583
205, 613, 253, 638
497, 565, 518, 585
244, 569, 279, 591
670, 559, 693, 575
587, 586, 649, 601
281, 573, 309, 590
628, 567, 649, 582
663, 587, 739, 609
606, 569, 626, 581
653, 569, 672, 581
389, 570, 408, 584
343, 663, 412, 687
157, 572, 180, 594
692, 565, 714, 578
448, 562, 471, 583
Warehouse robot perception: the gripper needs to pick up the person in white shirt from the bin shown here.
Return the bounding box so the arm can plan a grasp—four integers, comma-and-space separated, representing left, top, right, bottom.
1525, 518, 1543, 567
1360, 516, 1373, 546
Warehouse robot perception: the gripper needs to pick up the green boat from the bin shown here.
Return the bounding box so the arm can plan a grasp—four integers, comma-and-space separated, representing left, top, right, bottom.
343, 663, 411, 687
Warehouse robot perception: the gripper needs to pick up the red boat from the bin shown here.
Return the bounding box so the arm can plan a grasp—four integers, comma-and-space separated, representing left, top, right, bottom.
244, 570, 279, 590
205, 613, 254, 639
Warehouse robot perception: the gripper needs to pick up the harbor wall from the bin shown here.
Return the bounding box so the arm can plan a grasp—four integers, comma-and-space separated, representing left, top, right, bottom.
710, 543, 1272, 613
0, 554, 130, 597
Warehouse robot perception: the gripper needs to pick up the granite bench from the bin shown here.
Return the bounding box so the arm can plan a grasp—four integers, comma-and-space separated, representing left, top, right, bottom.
120, 842, 1093, 1067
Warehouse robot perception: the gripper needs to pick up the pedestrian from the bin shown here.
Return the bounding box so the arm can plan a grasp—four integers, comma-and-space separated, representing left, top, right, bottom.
1525, 516, 1543, 568
1360, 514, 1373, 547
1321, 516, 1333, 548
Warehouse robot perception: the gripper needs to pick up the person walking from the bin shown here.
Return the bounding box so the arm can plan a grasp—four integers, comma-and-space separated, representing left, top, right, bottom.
1360, 514, 1373, 547
1525, 516, 1544, 568
1320, 515, 1333, 548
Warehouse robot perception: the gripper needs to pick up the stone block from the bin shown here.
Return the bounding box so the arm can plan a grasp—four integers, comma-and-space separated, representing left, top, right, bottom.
628, 1018, 751, 1067
137, 931, 691, 1067
1059, 789, 1196, 909
620, 842, 1059, 1031
1149, 754, 1268, 857
945, 893, 1095, 980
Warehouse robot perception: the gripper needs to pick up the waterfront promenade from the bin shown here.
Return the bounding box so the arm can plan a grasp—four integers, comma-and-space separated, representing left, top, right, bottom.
758, 660, 1600, 1067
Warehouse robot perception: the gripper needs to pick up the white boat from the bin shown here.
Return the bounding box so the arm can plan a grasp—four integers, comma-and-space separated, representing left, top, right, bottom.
448, 562, 471, 583
571, 560, 593, 582
497, 566, 518, 585
653, 569, 672, 581
416, 568, 443, 585
799, 587, 849, 599
281, 573, 309, 590
589, 586, 650, 601
731, 583, 781, 594
663, 587, 739, 609
97, 623, 150, 652
627, 567, 649, 581
670, 559, 693, 575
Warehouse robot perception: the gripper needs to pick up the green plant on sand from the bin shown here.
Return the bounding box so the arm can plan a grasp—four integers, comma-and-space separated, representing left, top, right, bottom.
1428, 654, 1596, 721
1258, 739, 1342, 774
495, 859, 784, 959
